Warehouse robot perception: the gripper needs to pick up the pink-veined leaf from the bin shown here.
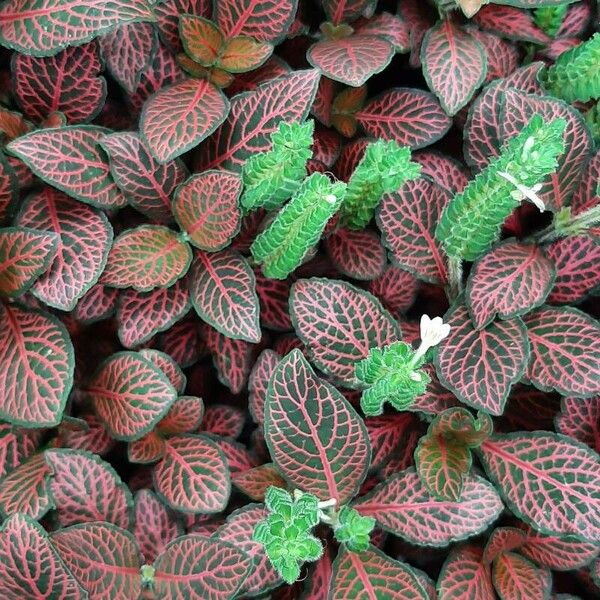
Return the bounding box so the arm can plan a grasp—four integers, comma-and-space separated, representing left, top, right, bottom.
99, 22, 157, 93
211, 436, 256, 474
303, 546, 334, 600
321, 0, 376, 26
232, 463, 287, 500
154, 0, 211, 52
153, 433, 230, 513
189, 249, 261, 343
134, 489, 181, 563
356, 88, 451, 149
173, 170, 242, 251
412, 364, 460, 415
228, 55, 291, 95
492, 552, 549, 600
218, 36, 274, 73
421, 20, 487, 116
254, 270, 293, 331
353, 468, 503, 546
0, 513, 86, 599
16, 188, 113, 311
178, 14, 223, 67
249, 348, 281, 424
0, 453, 52, 519
355, 11, 410, 53
59, 413, 114, 456
474, 4, 550, 44
215, 0, 297, 43
329, 545, 428, 600
100, 131, 188, 223
159, 313, 206, 368
265, 349, 371, 503
466, 26, 518, 83
312, 126, 341, 167
117, 278, 191, 348
128, 431, 166, 464
0, 302, 74, 427
201, 405, 244, 439
158, 395, 204, 434
437, 545, 495, 600
546, 236, 600, 304
45, 448, 133, 528
102, 225, 192, 292
0, 424, 39, 479
153, 534, 251, 599
435, 304, 530, 416
0, 152, 18, 225
289, 277, 400, 386
479, 432, 600, 542
86, 350, 177, 441
377, 177, 450, 285
307, 34, 394, 87
74, 284, 118, 324
466, 241, 556, 329
556, 396, 600, 454
0, 0, 154, 57
217, 503, 281, 595
311, 76, 336, 128
325, 228, 386, 281
140, 77, 229, 163
6, 126, 127, 209
0, 226, 58, 298
13, 42, 106, 123
523, 306, 600, 397
570, 151, 600, 239
483, 527, 527, 563
139, 348, 187, 394
51, 521, 143, 600
366, 413, 415, 470
368, 265, 418, 317
196, 69, 320, 171
413, 151, 469, 196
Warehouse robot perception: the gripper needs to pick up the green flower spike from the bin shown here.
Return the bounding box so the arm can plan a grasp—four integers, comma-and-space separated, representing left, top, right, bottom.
334, 506, 376, 552
253, 487, 324, 584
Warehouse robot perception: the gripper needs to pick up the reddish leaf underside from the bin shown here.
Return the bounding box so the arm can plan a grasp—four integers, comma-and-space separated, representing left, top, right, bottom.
201, 405, 244, 439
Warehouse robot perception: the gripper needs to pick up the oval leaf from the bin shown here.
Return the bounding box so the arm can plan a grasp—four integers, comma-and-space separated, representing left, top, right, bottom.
492, 552, 548, 600
325, 228, 386, 281
437, 545, 495, 600
556, 396, 600, 453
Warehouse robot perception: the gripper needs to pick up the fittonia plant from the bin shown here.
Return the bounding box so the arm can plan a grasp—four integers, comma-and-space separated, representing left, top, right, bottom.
1, 0, 600, 599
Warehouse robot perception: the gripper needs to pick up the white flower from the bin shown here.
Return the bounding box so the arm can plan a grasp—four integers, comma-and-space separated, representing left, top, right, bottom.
498, 171, 545, 212
419, 314, 451, 351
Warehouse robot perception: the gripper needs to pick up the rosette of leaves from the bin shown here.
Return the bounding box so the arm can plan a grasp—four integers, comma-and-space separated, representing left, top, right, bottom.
241, 120, 314, 212
333, 506, 376, 552
436, 114, 565, 261
533, 5, 568, 38
341, 139, 421, 230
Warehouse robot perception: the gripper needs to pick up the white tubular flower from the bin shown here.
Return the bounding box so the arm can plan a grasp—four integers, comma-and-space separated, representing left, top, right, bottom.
497, 171, 546, 212
419, 314, 451, 352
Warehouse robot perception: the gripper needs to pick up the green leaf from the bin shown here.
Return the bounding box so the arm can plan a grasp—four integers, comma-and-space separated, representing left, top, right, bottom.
334, 506, 376, 552
533, 5, 568, 37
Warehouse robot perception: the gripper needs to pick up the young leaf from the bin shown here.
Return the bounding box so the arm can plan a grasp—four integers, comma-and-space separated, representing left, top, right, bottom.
290, 278, 400, 386
179, 15, 223, 66
483, 527, 527, 564
321, 0, 378, 26
219, 36, 273, 73
128, 431, 166, 464
492, 552, 549, 600
0, 303, 74, 427
353, 469, 503, 546
479, 432, 600, 542
437, 545, 495, 600
421, 20, 487, 116
265, 349, 371, 503
6, 126, 128, 209
159, 396, 205, 435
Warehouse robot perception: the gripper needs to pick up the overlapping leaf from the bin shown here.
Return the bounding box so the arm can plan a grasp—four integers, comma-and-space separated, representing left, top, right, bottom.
474, 4, 550, 44
437, 545, 495, 600
154, 0, 211, 52
556, 396, 600, 453
492, 552, 549, 600
325, 228, 386, 281
74, 284, 118, 324
254, 270, 292, 331
0, 152, 17, 225
249, 348, 281, 424
232, 464, 287, 500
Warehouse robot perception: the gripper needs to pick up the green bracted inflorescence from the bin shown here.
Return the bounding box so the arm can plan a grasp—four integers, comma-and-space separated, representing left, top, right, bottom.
333, 506, 375, 552
355, 341, 431, 416
340, 139, 421, 230
543, 32, 600, 103
253, 487, 323, 584
533, 4, 568, 37
584, 102, 600, 144
251, 172, 346, 279
241, 120, 314, 212
435, 114, 565, 262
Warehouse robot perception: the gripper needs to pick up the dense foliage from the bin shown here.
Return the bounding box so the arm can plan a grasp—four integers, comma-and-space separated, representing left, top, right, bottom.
0, 0, 599, 598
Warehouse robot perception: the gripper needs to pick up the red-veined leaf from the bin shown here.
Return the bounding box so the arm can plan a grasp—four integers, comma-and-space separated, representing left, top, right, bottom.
117, 278, 191, 348
0, 226, 58, 298
128, 431, 166, 464
254, 270, 292, 331
570, 151, 600, 238
474, 5, 550, 44
103, 225, 192, 292
330, 545, 428, 600
367, 265, 418, 317
153, 534, 251, 599
74, 284, 118, 324
59, 413, 114, 455
312, 126, 341, 167
546, 236, 600, 304
159, 313, 206, 368
307, 34, 393, 87
212, 436, 257, 474
466, 26, 518, 83
232, 463, 287, 500
16, 188, 112, 311
492, 552, 549, 600
355, 11, 410, 52
13, 42, 106, 123
201, 405, 244, 438
100, 22, 157, 93
356, 88, 451, 149
523, 307, 600, 397
0, 303, 74, 427
483, 527, 527, 563
421, 20, 487, 116
0, 513, 85, 599
45, 448, 133, 528
139, 348, 187, 394
158, 395, 204, 435
154, 0, 211, 52
228, 55, 291, 95
0, 152, 18, 225
321, 0, 376, 26
0, 453, 52, 519
100, 131, 187, 223
196, 69, 319, 171
413, 151, 469, 196
173, 170, 242, 251
134, 489, 181, 563
437, 545, 495, 600
353, 468, 503, 546
249, 348, 281, 424
466, 241, 556, 329
290, 278, 400, 386
479, 432, 600, 542
215, 0, 297, 43
265, 349, 370, 503
178, 14, 222, 66
86, 350, 177, 441
435, 304, 530, 416
366, 413, 415, 470
153, 433, 230, 513
325, 228, 386, 281
412, 364, 460, 415
219, 36, 273, 73
190, 249, 261, 343
556, 396, 600, 453
377, 177, 450, 285
0, 0, 154, 57
0, 424, 39, 479
6, 126, 127, 209
51, 521, 143, 600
